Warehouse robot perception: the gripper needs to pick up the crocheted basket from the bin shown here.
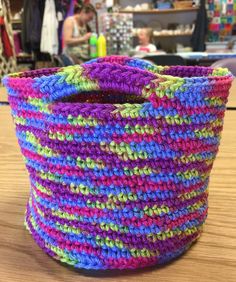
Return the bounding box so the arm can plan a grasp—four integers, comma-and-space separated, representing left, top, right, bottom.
3, 56, 233, 270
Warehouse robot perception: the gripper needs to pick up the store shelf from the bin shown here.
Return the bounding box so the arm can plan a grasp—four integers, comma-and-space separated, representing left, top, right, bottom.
16, 54, 32, 58
119, 7, 198, 14
16, 54, 34, 63
133, 32, 192, 38
11, 19, 22, 24
155, 32, 193, 37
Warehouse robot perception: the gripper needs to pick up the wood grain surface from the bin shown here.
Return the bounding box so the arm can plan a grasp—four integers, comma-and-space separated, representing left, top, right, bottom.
0, 87, 7, 102
0, 105, 236, 282
227, 79, 236, 108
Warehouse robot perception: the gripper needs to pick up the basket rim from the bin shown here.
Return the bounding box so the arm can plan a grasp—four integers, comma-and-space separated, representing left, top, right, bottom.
4, 56, 233, 81
3, 56, 233, 106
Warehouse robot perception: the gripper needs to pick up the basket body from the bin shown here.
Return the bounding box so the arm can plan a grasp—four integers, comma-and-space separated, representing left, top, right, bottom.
3, 56, 233, 270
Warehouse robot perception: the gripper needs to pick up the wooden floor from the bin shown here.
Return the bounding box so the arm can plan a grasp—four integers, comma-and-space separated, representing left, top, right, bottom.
0, 86, 236, 281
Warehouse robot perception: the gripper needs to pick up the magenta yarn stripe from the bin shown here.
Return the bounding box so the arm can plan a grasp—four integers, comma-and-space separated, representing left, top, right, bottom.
11, 104, 223, 133
21, 139, 205, 172
20, 145, 214, 178
30, 194, 205, 252
26, 164, 208, 197
30, 173, 208, 215
10, 98, 226, 126
30, 171, 208, 201
37, 137, 218, 160
24, 159, 210, 193
31, 195, 207, 242
23, 148, 214, 183
15, 122, 220, 156
30, 202, 203, 257
32, 187, 208, 234
31, 179, 208, 214
19, 131, 217, 170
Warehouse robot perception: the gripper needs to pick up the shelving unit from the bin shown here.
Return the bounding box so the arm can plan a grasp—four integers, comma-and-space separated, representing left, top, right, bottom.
156, 32, 193, 37
16, 54, 35, 68
120, 7, 198, 14
11, 19, 21, 24
10, 10, 35, 70
134, 32, 193, 38
116, 0, 199, 52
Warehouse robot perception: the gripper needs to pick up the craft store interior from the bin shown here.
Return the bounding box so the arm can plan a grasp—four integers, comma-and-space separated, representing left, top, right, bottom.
0, 0, 236, 78
1, 1, 236, 280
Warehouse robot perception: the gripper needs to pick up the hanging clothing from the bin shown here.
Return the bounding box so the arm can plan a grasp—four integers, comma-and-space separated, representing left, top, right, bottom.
63, 16, 89, 61
40, 0, 59, 55
13, 31, 22, 55
0, 0, 16, 79
191, 0, 208, 52
0, 16, 13, 58
55, 0, 65, 53
59, 0, 71, 17
67, 0, 78, 17
21, 0, 45, 53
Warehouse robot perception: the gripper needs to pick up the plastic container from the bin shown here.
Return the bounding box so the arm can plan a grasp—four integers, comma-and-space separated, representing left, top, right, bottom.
155, 2, 172, 9
3, 56, 233, 270
173, 1, 193, 9
97, 33, 107, 57
89, 33, 98, 58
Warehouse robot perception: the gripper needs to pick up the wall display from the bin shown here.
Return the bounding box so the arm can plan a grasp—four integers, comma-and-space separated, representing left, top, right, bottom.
207, 0, 236, 41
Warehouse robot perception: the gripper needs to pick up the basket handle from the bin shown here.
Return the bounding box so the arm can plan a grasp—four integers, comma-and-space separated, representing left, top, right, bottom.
32, 57, 165, 104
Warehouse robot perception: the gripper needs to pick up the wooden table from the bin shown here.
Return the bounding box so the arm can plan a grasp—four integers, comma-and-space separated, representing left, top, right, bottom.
0, 87, 7, 103
0, 105, 236, 281
227, 79, 236, 108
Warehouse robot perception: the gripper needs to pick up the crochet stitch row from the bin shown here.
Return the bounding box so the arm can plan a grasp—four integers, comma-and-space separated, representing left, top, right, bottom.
3, 56, 233, 269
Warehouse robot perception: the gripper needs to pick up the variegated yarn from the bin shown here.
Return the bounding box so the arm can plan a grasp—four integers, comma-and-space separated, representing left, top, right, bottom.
3, 56, 233, 269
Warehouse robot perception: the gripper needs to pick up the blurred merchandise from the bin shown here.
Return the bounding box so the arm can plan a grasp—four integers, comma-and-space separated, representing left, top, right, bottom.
13, 31, 22, 55
97, 33, 107, 57
133, 23, 194, 37
122, 2, 151, 11
176, 43, 193, 52
123, 5, 133, 11
89, 33, 98, 58
100, 13, 133, 55
206, 40, 236, 52
149, 20, 162, 30
155, 1, 172, 10
173, 1, 193, 9
12, 8, 23, 20
15, 63, 31, 72
192, 0, 200, 7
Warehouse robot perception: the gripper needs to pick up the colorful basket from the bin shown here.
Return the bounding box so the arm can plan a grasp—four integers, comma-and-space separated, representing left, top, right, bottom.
3, 56, 233, 270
